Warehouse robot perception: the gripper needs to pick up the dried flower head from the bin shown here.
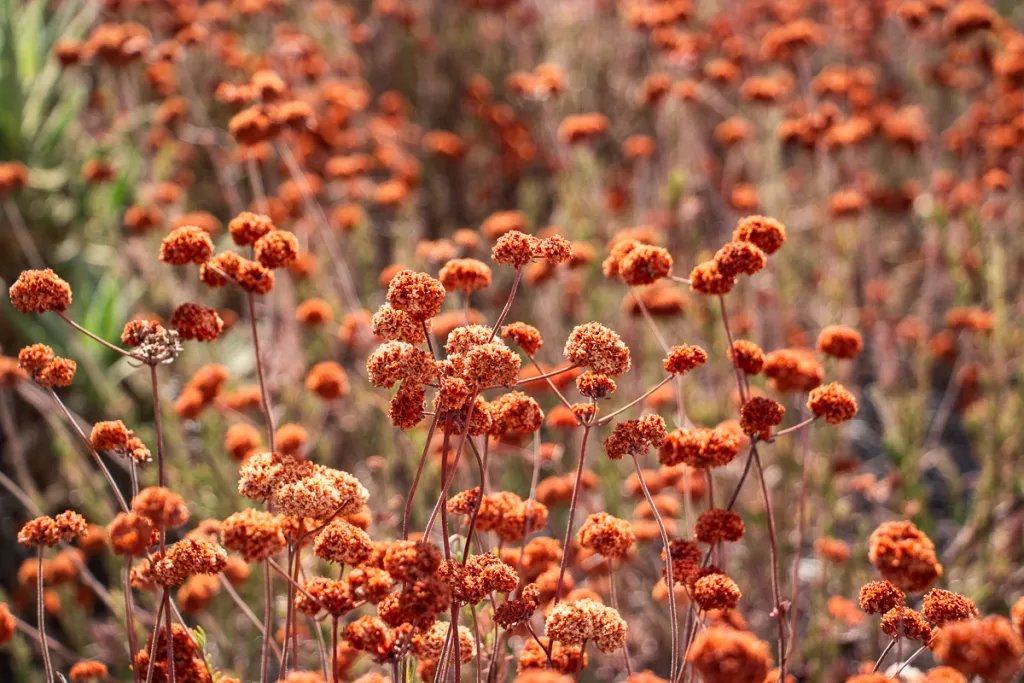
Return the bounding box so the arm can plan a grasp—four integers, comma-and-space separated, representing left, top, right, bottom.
9, 269, 72, 314
35, 357, 77, 388
664, 345, 707, 375
502, 322, 543, 356
107, 512, 156, 556
221, 509, 286, 562
578, 512, 635, 559
733, 215, 786, 254
922, 589, 979, 626
714, 241, 766, 278
160, 226, 214, 265
254, 230, 299, 269
18, 343, 54, 373
169, 303, 223, 342
564, 322, 631, 376
367, 341, 436, 388
132, 487, 189, 529
387, 270, 446, 322
686, 627, 772, 683
689, 260, 736, 296
439, 258, 492, 293
68, 660, 109, 681
228, 211, 274, 246
807, 383, 858, 425
931, 616, 1023, 682
817, 325, 863, 359
868, 520, 943, 592
693, 573, 742, 611
313, 518, 373, 565
604, 415, 668, 460
492, 231, 541, 268
739, 397, 785, 437
880, 606, 933, 642
729, 341, 765, 375
859, 580, 906, 615
306, 361, 350, 400
695, 509, 745, 544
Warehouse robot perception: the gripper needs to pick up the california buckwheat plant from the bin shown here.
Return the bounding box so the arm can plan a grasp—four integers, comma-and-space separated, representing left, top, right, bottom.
0, 2, 1022, 683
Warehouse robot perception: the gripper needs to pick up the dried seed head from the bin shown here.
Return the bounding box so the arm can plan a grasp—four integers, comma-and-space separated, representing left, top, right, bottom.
695, 509, 745, 544
439, 258, 492, 293
739, 397, 785, 437
488, 392, 544, 433
383, 540, 442, 582
764, 348, 824, 393
807, 383, 858, 424
107, 512, 156, 556
576, 371, 617, 399
132, 487, 189, 530
386, 270, 446, 322
868, 520, 943, 592
693, 573, 742, 611
921, 589, 979, 626
733, 215, 786, 254
18, 344, 54, 373
729, 340, 765, 375
578, 512, 635, 559
618, 243, 673, 286
501, 322, 543, 356
859, 580, 906, 615
371, 304, 426, 344
664, 345, 707, 375
254, 230, 299, 269
9, 269, 73, 314
367, 341, 436, 388
714, 240, 766, 278
880, 606, 933, 642
306, 361, 350, 400
817, 325, 863, 359
169, 303, 223, 342
160, 226, 214, 265
313, 519, 373, 565
228, 211, 274, 246
221, 509, 286, 562
931, 616, 1023, 682
686, 627, 772, 683
36, 357, 77, 387
564, 323, 631, 376
604, 415, 668, 460
689, 260, 736, 296
491, 231, 541, 268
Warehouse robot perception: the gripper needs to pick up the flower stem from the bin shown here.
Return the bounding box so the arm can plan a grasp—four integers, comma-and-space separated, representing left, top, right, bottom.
752, 445, 788, 680
37, 547, 54, 683
554, 424, 591, 605
631, 452, 680, 682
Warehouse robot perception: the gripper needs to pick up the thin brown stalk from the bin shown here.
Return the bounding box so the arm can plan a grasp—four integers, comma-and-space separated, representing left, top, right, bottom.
218, 574, 282, 661
124, 560, 140, 682
331, 617, 339, 682
513, 362, 579, 386
48, 388, 129, 513
771, 415, 818, 439
260, 559, 274, 683
752, 445, 788, 680
872, 637, 897, 672
403, 409, 441, 539
609, 563, 633, 677
485, 268, 523, 344
144, 597, 167, 683
164, 591, 176, 683
787, 406, 812, 659
630, 452, 680, 682
37, 547, 54, 683
554, 424, 591, 605
57, 313, 141, 361
596, 375, 673, 426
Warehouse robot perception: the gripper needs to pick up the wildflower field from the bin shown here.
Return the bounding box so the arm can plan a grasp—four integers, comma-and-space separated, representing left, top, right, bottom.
1, 1, 1023, 682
